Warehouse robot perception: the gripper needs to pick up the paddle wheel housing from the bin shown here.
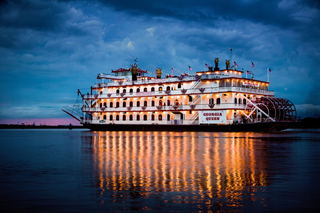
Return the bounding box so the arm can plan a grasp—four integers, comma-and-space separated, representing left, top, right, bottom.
241, 95, 297, 122
256, 97, 297, 121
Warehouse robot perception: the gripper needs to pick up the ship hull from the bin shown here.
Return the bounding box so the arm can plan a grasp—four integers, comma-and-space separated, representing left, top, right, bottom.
82, 121, 296, 132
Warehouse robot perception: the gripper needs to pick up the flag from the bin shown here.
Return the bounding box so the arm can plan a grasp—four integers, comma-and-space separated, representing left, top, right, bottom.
230, 47, 232, 51
171, 67, 174, 74
205, 63, 209, 68
234, 61, 238, 67
269, 68, 272, 73
188, 65, 192, 71
251, 61, 255, 67
247, 71, 251, 74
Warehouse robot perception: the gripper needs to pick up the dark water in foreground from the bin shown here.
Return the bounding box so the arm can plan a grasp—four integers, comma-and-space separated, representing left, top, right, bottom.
0, 129, 320, 212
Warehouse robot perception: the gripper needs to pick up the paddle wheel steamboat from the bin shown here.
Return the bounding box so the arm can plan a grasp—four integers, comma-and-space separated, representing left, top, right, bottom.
63, 58, 297, 131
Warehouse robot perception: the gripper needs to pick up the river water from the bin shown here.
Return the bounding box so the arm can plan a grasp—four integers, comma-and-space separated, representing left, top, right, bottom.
0, 129, 319, 212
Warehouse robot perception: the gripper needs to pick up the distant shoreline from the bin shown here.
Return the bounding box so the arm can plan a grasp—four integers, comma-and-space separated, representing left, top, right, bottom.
0, 124, 87, 129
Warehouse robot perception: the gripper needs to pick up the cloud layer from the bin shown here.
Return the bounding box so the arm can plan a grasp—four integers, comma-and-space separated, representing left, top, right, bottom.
0, 0, 320, 119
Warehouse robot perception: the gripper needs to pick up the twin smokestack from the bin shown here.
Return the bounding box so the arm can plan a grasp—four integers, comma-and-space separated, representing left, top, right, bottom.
131, 58, 230, 81
214, 58, 230, 70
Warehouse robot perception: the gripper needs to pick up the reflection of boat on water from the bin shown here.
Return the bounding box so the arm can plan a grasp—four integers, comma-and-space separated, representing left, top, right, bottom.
84, 131, 268, 210
64, 58, 297, 131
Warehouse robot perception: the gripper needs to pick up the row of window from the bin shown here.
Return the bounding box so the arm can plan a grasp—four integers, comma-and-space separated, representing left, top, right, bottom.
99, 98, 221, 108
97, 97, 250, 108
98, 97, 249, 108
100, 114, 170, 121
208, 98, 247, 104
114, 84, 182, 94
234, 98, 247, 104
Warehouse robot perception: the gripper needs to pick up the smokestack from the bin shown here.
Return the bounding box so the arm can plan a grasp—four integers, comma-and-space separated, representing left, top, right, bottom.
131, 62, 138, 81
156, 68, 162, 79
214, 58, 219, 71
225, 60, 230, 70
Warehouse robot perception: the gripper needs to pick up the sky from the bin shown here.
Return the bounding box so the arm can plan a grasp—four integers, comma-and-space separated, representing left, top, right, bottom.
0, 0, 320, 125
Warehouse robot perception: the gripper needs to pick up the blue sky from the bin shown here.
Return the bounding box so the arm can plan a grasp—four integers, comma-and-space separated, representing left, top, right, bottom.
0, 0, 320, 122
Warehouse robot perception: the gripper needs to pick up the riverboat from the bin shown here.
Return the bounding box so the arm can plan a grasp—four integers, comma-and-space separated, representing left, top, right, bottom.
62, 58, 297, 131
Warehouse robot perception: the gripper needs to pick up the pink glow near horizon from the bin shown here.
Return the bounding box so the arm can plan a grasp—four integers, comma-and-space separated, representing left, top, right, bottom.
0, 118, 81, 126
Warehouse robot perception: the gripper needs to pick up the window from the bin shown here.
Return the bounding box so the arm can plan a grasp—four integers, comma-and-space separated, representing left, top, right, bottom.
166, 86, 170, 91
159, 114, 162, 121
152, 100, 155, 106
144, 114, 147, 121
178, 83, 181, 88
130, 101, 133, 107
116, 89, 120, 94
152, 114, 155, 121
159, 87, 163, 91
103, 115, 106, 120
110, 102, 113, 108
144, 88, 147, 92
209, 98, 214, 104
129, 115, 133, 121
123, 89, 126, 93
217, 98, 221, 104
243, 99, 246, 105
239, 98, 242, 104
116, 102, 120, 108
189, 96, 193, 102
130, 88, 133, 94
151, 87, 155, 92
137, 114, 140, 121
167, 114, 170, 121
159, 100, 162, 106
110, 115, 113, 120
100, 103, 102, 108
175, 99, 179, 105
167, 100, 170, 106
234, 98, 237, 104
123, 115, 126, 121
144, 101, 147, 106
103, 102, 106, 107
123, 102, 126, 107
137, 101, 140, 107
116, 115, 119, 121
137, 88, 140, 93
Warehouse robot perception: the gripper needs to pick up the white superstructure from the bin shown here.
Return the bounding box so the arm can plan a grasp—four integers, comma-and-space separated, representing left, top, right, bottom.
71, 58, 297, 128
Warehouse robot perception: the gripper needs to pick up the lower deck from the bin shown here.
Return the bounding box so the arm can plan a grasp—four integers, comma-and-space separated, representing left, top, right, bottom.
83, 121, 296, 132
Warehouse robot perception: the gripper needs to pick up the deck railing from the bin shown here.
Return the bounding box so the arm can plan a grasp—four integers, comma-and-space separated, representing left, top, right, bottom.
81, 103, 249, 113
83, 86, 273, 99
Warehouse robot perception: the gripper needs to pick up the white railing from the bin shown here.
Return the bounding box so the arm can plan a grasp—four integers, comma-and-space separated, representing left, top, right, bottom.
81, 103, 250, 113
190, 79, 202, 89
81, 118, 203, 125
83, 86, 273, 100
190, 112, 199, 124
191, 95, 201, 105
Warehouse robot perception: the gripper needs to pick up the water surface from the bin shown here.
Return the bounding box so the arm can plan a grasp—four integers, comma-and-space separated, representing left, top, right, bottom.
0, 129, 319, 212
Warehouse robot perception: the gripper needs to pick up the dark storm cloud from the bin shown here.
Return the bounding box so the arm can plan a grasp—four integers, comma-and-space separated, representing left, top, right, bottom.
98, 0, 310, 27
0, 0, 101, 50
0, 0, 66, 31
0, 0, 319, 119
98, 0, 320, 59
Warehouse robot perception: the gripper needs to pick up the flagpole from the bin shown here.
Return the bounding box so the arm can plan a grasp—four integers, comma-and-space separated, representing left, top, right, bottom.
230, 47, 232, 69
267, 67, 269, 82
251, 64, 253, 79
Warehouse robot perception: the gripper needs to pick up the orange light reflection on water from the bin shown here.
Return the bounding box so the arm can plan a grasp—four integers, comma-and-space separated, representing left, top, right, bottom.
90, 131, 267, 208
